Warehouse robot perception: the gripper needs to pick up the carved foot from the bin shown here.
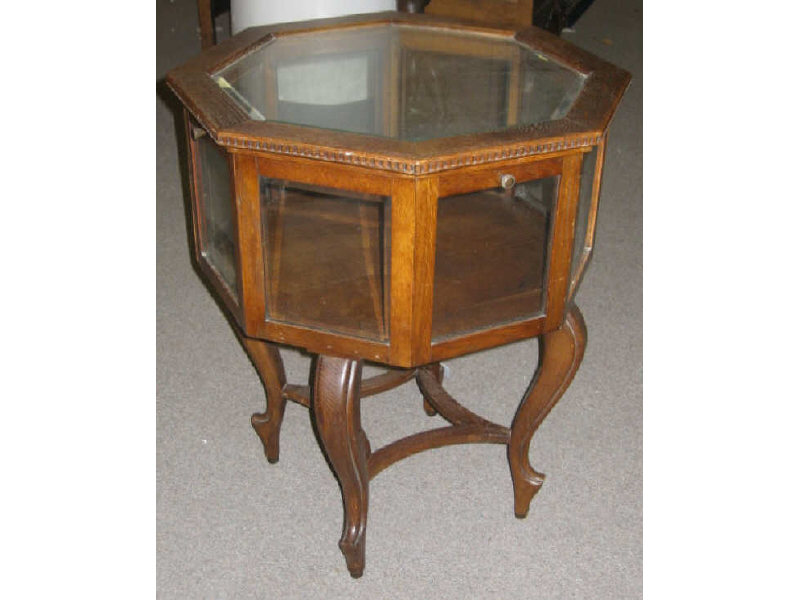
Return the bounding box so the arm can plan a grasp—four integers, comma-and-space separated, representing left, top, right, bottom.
241, 336, 287, 464
511, 468, 546, 519
313, 355, 369, 578
508, 304, 587, 518
251, 412, 282, 464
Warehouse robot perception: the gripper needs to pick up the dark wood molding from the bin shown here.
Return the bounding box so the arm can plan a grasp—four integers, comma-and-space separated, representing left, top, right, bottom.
222, 126, 603, 176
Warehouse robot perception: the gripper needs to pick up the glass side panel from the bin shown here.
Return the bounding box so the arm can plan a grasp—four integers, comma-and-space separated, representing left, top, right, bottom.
260, 179, 390, 341
196, 135, 237, 295
518, 50, 586, 124
432, 176, 558, 340
570, 146, 598, 295
213, 24, 585, 140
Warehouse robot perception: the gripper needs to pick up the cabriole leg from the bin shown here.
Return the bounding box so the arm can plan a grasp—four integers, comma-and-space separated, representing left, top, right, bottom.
241, 336, 287, 464
508, 304, 587, 518
312, 355, 369, 578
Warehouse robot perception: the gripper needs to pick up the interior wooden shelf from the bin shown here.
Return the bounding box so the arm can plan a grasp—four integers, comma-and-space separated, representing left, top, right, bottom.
263, 189, 548, 342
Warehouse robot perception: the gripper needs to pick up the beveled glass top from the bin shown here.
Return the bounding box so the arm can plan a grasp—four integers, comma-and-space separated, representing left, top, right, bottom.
213, 24, 585, 141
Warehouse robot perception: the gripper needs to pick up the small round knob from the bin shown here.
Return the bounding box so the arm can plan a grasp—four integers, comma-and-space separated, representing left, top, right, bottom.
500, 174, 516, 190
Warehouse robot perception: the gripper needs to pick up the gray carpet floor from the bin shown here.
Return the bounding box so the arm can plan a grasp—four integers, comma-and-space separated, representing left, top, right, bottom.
156, 0, 642, 597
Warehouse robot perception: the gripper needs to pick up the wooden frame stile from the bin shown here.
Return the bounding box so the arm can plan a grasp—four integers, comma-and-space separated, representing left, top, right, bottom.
183, 110, 204, 268
232, 152, 264, 336
185, 110, 243, 326
543, 151, 582, 330
388, 177, 416, 366
387, 174, 438, 367
411, 176, 438, 365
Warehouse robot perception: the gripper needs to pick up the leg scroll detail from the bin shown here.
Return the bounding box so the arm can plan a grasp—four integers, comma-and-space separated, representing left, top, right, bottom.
241, 336, 287, 464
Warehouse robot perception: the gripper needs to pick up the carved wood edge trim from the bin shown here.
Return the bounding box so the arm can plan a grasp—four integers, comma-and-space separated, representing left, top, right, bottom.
282, 368, 418, 407
367, 423, 510, 479
166, 78, 249, 142
171, 69, 605, 173
220, 132, 604, 174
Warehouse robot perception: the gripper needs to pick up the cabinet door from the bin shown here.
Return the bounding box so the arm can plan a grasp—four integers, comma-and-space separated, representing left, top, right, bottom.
259, 177, 391, 343
431, 172, 559, 340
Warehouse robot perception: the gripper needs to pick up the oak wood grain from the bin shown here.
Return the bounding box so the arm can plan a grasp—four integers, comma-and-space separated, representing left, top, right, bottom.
312, 356, 369, 578
239, 335, 287, 463
544, 152, 582, 331
282, 367, 416, 408
508, 303, 586, 517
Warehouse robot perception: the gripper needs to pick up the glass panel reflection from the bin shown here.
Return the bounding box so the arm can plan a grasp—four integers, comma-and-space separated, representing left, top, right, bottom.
570, 146, 598, 295
400, 50, 509, 140
213, 25, 585, 140
261, 179, 390, 341
276, 53, 379, 135
197, 135, 237, 295
518, 50, 586, 124
432, 176, 558, 340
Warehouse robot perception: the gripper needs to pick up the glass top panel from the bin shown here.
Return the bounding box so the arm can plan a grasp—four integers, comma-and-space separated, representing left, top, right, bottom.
213, 24, 585, 141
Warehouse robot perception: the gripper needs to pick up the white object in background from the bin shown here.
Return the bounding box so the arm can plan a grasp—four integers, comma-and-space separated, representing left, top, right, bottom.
440, 362, 451, 379
231, 0, 397, 35
277, 55, 369, 105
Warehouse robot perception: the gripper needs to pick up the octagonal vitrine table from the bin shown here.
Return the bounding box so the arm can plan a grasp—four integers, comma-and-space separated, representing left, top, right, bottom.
167, 11, 629, 577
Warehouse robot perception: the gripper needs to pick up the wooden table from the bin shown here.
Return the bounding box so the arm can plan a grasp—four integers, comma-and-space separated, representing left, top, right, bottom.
167, 11, 629, 577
